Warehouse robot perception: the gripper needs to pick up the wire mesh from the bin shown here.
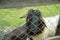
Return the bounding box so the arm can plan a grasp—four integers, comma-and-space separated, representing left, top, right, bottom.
0, 4, 60, 40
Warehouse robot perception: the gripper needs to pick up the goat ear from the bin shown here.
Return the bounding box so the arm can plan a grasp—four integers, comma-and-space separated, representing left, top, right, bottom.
20, 14, 27, 18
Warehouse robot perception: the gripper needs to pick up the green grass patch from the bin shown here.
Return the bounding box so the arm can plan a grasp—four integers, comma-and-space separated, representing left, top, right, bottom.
0, 4, 60, 27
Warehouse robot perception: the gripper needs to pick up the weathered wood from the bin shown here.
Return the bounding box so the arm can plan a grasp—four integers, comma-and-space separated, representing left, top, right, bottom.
0, 0, 60, 8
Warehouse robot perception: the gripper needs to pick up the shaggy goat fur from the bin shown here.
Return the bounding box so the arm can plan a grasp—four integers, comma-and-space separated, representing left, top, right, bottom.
2, 23, 28, 40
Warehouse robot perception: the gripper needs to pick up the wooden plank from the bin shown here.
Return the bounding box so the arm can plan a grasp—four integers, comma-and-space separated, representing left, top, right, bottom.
0, 0, 60, 8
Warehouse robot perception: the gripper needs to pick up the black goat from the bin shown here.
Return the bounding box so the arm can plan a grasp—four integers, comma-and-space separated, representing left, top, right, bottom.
2, 9, 43, 40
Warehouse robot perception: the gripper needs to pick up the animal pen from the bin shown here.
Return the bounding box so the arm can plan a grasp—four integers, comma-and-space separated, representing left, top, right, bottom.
0, 0, 60, 40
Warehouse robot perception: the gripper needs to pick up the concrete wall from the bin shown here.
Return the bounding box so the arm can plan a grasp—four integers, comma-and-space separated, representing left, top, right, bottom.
0, 0, 60, 8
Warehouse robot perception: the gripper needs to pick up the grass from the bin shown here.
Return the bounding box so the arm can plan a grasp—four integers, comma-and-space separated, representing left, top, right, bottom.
0, 4, 60, 27
0, 4, 60, 31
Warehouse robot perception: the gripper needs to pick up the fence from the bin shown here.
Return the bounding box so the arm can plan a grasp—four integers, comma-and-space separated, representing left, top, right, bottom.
0, 0, 60, 40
